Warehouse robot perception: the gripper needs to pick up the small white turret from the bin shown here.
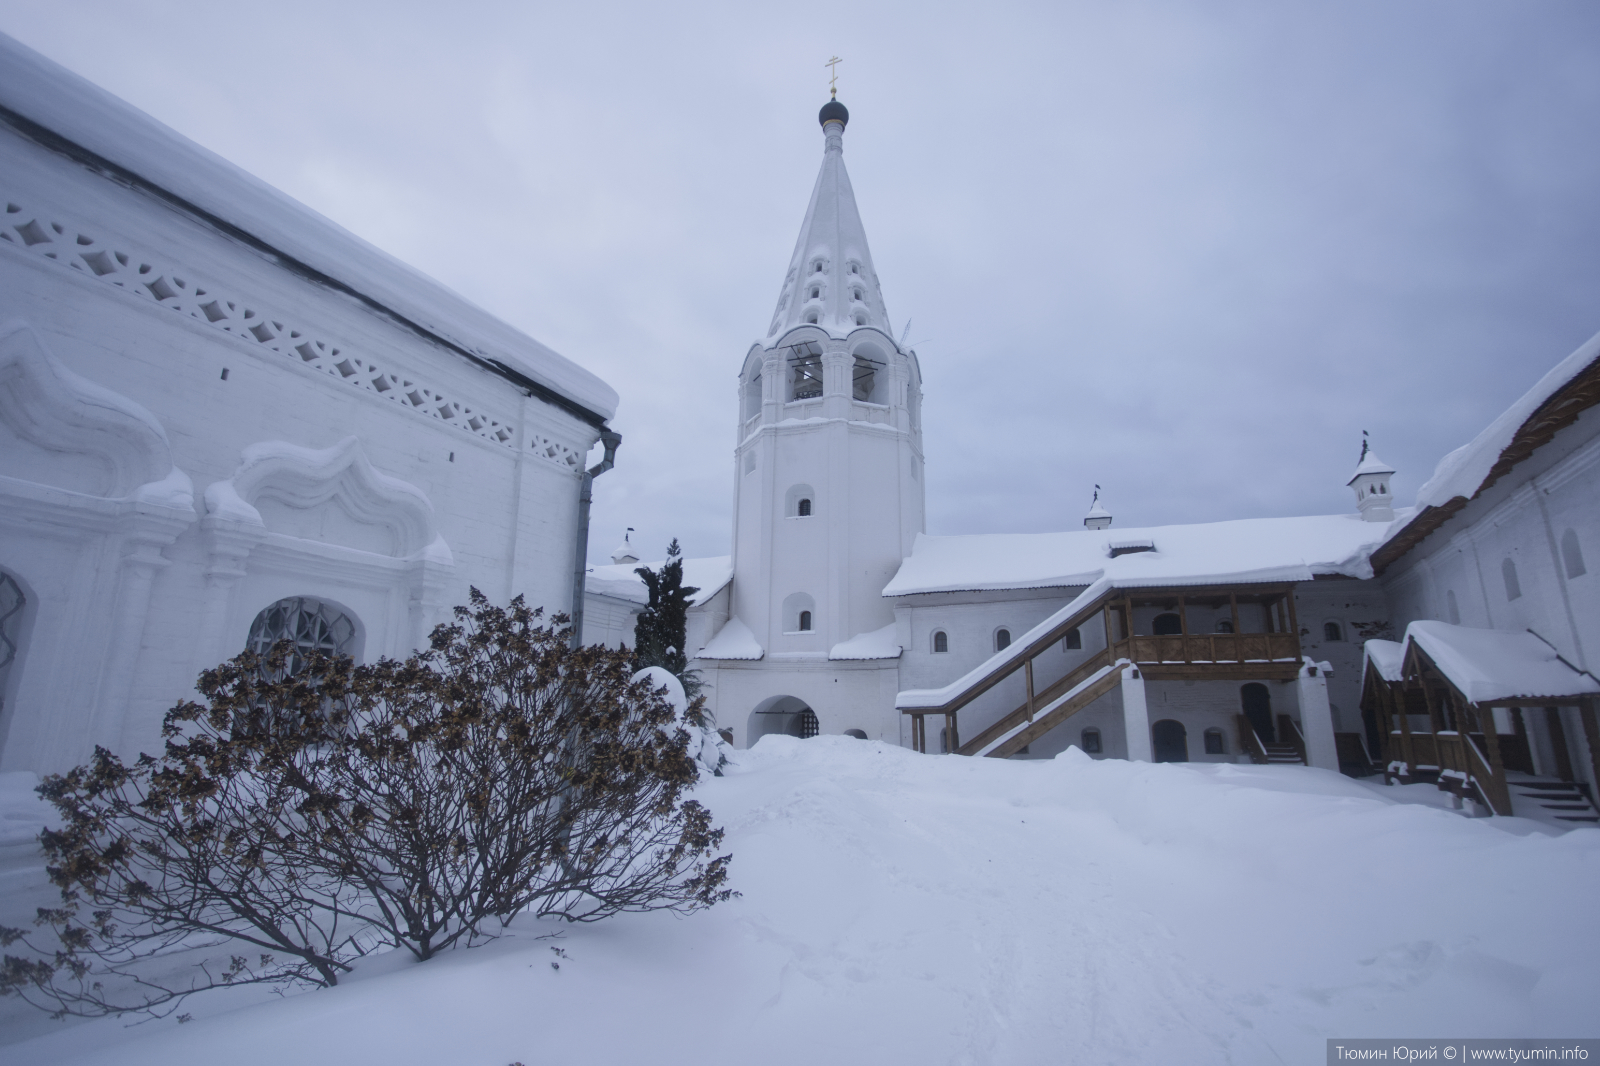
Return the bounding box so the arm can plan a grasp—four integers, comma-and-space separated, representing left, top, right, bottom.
1084, 486, 1112, 530
611, 527, 640, 565
1347, 434, 1396, 523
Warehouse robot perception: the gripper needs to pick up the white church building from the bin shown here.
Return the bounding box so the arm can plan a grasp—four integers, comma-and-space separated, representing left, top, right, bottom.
0, 35, 620, 776
590, 95, 1600, 823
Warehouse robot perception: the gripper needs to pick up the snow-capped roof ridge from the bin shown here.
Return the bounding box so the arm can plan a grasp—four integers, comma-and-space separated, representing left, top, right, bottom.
884, 512, 1397, 598
763, 100, 893, 341
1412, 326, 1600, 511
1402, 620, 1600, 704
1348, 451, 1396, 483
0, 32, 618, 423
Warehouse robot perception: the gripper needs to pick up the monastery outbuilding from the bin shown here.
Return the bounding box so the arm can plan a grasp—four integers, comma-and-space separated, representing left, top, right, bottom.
590, 93, 1600, 825
0, 35, 620, 775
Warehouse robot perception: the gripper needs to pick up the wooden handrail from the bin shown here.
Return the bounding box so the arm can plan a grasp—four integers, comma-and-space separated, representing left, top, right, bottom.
1236, 715, 1269, 764
956, 648, 1112, 756
984, 663, 1126, 759
1461, 733, 1513, 816
906, 592, 1115, 718
1278, 714, 1307, 764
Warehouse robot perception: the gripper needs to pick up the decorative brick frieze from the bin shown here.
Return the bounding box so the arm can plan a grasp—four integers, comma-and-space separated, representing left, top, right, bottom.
0, 198, 585, 473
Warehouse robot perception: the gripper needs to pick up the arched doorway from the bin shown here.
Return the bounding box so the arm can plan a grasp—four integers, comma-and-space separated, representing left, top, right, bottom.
747, 695, 820, 746
1240, 683, 1274, 742
1152, 719, 1188, 762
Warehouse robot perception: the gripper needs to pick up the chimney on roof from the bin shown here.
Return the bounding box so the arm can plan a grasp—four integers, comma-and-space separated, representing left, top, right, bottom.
1347, 432, 1396, 523
611, 527, 640, 565
1084, 486, 1112, 530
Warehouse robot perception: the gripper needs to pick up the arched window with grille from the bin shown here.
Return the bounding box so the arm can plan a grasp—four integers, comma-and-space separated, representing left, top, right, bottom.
1063, 627, 1082, 651
1152, 612, 1182, 636
246, 596, 360, 677
1080, 727, 1102, 754
798, 708, 819, 738
932, 630, 948, 654
1323, 621, 1343, 642
798, 610, 812, 632
994, 628, 1011, 652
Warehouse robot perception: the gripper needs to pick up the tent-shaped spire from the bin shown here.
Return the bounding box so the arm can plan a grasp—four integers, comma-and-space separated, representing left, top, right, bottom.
765, 99, 894, 341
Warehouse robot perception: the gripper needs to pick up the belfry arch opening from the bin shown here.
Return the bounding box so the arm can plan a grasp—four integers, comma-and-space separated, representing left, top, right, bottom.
851, 341, 888, 404
748, 695, 821, 745
786, 341, 824, 400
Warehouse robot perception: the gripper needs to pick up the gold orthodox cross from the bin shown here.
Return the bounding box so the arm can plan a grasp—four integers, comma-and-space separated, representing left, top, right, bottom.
826, 56, 842, 97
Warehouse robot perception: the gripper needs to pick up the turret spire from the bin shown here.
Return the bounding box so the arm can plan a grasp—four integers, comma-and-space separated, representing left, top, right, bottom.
764, 96, 894, 341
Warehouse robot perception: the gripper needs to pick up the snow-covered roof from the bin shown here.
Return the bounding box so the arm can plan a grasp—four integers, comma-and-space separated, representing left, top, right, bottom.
883, 512, 1400, 598
1347, 451, 1396, 484
696, 616, 763, 661
829, 623, 902, 661
1362, 638, 1405, 683
585, 556, 733, 608
0, 33, 617, 423
1412, 328, 1600, 512
1403, 621, 1600, 704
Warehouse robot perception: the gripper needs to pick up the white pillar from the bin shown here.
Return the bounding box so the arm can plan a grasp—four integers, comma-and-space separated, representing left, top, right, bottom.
1121, 665, 1152, 762
1297, 660, 1340, 771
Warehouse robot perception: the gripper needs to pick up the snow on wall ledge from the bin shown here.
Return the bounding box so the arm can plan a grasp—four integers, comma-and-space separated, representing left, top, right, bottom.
828, 623, 902, 660
696, 616, 763, 660
0, 32, 618, 422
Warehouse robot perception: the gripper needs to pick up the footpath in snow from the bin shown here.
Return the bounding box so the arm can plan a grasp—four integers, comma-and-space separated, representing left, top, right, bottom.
3, 740, 1597, 1065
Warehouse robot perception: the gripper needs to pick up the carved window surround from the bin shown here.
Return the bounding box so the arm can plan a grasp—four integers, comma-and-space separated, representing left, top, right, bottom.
0, 197, 586, 474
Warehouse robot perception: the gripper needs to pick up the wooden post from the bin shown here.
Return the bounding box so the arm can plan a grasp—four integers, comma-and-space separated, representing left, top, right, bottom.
946, 713, 959, 753
1285, 589, 1302, 665
1577, 700, 1600, 790
1395, 682, 1415, 771
1177, 594, 1191, 663
1477, 703, 1507, 787
1229, 592, 1242, 663
1024, 658, 1036, 722
1102, 603, 1116, 659
1546, 706, 1575, 781
912, 714, 925, 754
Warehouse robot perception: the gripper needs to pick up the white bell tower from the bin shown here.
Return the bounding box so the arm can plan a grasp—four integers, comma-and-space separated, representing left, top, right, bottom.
728, 95, 926, 661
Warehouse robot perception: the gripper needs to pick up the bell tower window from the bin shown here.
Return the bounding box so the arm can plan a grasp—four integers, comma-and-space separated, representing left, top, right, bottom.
797, 498, 812, 517
787, 341, 824, 400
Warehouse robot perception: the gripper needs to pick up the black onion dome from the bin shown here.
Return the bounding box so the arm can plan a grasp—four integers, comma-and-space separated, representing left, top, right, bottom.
818, 98, 849, 128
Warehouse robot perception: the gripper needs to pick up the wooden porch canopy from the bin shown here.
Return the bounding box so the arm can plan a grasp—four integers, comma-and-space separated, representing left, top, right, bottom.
900, 581, 1306, 757
1364, 623, 1600, 816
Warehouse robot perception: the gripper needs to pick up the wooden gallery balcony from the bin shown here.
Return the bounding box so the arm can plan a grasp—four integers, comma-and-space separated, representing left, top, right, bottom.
901, 582, 1304, 757
1105, 586, 1303, 682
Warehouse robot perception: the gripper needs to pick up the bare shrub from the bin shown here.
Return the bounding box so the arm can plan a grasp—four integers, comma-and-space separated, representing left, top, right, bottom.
1, 592, 732, 1018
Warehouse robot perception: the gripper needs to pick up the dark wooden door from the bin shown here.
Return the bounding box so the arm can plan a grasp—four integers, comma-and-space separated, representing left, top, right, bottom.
1241, 683, 1274, 742
1152, 719, 1189, 762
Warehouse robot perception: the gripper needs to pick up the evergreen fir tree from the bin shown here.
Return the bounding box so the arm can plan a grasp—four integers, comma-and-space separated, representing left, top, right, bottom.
633, 539, 701, 696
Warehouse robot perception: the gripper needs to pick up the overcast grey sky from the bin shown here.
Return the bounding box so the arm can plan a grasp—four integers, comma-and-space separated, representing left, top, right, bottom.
5, 1, 1599, 571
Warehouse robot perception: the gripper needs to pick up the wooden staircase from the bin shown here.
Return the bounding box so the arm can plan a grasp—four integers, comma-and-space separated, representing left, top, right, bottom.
958, 652, 1126, 758
1508, 778, 1600, 825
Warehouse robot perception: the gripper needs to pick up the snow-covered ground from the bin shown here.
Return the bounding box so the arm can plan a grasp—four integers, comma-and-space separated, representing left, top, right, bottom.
3, 741, 1598, 1064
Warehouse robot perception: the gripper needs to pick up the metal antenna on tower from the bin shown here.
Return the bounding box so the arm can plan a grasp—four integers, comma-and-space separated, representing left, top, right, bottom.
826, 56, 843, 98
899, 318, 913, 348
